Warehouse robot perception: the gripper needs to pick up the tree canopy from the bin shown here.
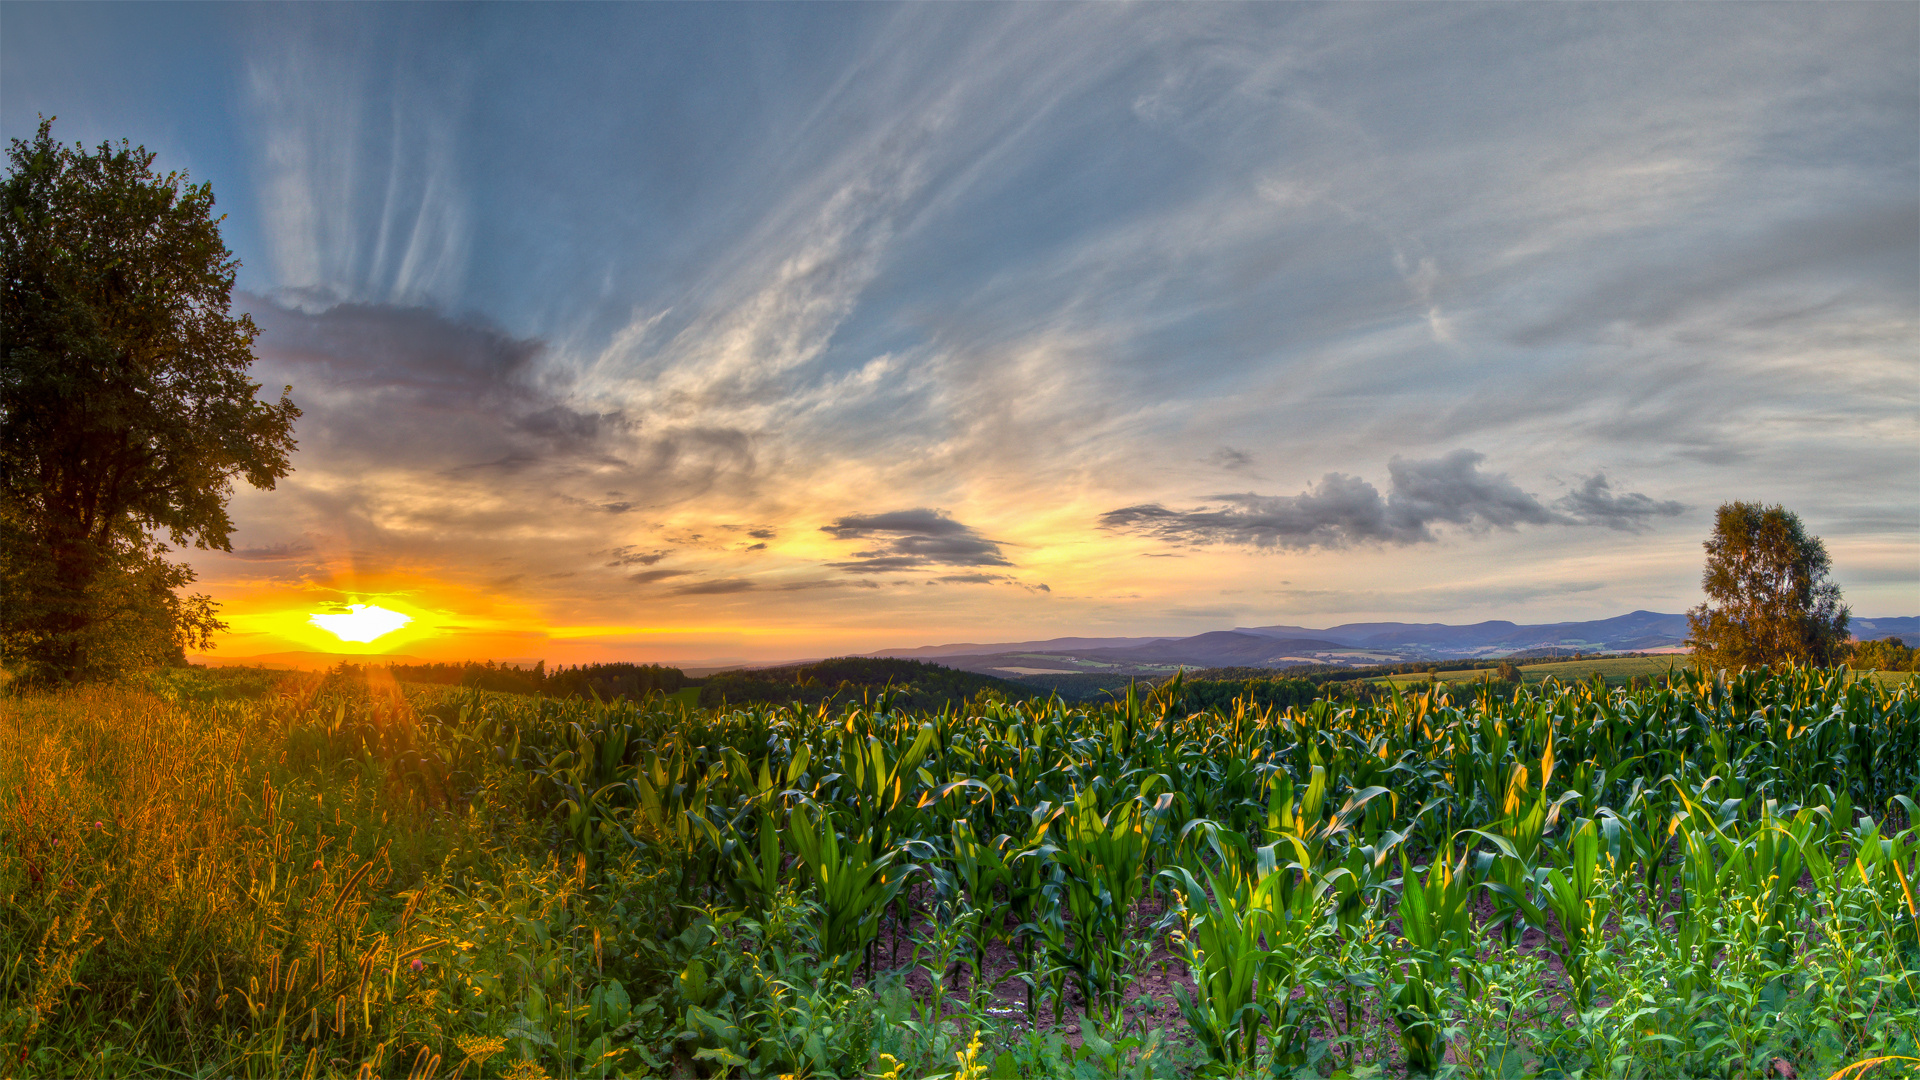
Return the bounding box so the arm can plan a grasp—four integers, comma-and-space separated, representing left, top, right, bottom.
1686, 501, 1849, 669
1, 119, 299, 681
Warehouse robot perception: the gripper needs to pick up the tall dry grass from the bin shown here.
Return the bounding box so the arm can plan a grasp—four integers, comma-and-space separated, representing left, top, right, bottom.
0, 679, 522, 1078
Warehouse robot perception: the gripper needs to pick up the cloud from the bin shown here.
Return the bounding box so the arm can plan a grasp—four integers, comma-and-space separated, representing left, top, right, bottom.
628, 569, 689, 585
672, 578, 757, 595
226, 541, 315, 561
246, 297, 634, 474
606, 547, 670, 567
81, 3, 1907, 630
1101, 451, 1682, 550
822, 509, 1013, 572
1554, 474, 1687, 532
1387, 451, 1560, 535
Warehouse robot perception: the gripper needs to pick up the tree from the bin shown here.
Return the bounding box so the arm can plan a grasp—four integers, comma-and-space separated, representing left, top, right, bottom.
1, 119, 299, 682
1849, 636, 1916, 673
1686, 502, 1849, 669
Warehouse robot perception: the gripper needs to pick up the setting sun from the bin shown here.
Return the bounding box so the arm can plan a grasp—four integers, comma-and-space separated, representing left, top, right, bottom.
308, 604, 413, 643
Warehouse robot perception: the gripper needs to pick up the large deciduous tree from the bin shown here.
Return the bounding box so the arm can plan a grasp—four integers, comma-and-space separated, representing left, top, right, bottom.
1, 120, 299, 681
1686, 501, 1849, 669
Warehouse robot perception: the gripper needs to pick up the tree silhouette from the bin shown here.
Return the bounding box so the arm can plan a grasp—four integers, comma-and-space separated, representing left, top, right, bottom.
2, 120, 299, 681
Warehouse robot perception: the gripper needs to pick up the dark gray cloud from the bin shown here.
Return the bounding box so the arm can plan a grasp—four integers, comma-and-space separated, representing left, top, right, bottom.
227, 541, 315, 561
822, 509, 1013, 573
628, 569, 689, 585
242, 297, 641, 490
1554, 475, 1687, 532
1101, 451, 1683, 550
606, 547, 670, 567
1208, 448, 1254, 471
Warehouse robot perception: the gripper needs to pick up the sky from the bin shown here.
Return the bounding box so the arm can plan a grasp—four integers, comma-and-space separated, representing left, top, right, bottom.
4, 3, 1916, 664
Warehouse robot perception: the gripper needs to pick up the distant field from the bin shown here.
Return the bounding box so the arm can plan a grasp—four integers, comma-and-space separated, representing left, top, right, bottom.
1381, 655, 1915, 690
1381, 655, 1675, 688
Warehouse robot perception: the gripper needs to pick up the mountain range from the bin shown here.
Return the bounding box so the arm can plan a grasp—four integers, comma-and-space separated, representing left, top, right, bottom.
868, 611, 1920, 680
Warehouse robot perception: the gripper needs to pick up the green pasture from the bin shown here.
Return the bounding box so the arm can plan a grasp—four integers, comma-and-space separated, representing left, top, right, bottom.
1382, 655, 1916, 691
1381, 655, 1677, 688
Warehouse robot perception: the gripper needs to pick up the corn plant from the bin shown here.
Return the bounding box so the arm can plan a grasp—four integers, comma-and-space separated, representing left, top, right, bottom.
1046, 784, 1162, 1021
783, 803, 915, 968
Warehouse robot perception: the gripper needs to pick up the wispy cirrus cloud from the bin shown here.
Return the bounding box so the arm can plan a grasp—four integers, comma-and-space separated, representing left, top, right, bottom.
14, 1, 1907, 654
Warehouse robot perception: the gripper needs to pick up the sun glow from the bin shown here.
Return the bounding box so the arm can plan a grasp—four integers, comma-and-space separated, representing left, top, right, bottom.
308, 604, 413, 643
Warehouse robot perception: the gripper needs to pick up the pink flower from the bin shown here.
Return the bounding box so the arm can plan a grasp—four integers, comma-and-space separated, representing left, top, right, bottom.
410, 958, 424, 973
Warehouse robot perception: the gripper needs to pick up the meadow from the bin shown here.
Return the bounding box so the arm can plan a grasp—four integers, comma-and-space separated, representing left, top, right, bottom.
1379, 657, 1681, 690
3, 664, 1919, 1079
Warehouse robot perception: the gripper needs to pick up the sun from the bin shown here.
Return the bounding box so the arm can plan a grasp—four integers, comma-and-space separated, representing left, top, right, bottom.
308, 604, 413, 643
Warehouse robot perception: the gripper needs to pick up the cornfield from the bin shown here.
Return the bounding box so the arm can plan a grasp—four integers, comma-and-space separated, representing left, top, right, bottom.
4, 664, 1919, 1078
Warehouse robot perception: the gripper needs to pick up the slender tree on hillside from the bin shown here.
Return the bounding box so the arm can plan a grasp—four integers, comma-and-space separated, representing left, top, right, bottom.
1687, 501, 1849, 669
1, 119, 299, 681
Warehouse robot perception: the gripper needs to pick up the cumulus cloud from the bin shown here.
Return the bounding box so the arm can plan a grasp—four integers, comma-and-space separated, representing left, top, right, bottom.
1100, 451, 1683, 550
1554, 474, 1688, 532
822, 509, 1013, 573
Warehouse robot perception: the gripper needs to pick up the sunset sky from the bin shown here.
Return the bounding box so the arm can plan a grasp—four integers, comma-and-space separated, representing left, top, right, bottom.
4, 3, 1915, 665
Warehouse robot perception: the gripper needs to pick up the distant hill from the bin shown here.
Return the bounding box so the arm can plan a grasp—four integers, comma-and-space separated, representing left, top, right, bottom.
869, 635, 1171, 658
1236, 610, 1693, 656
895, 611, 1695, 686
1854, 617, 1920, 642
1059, 631, 1360, 667
698, 657, 1031, 710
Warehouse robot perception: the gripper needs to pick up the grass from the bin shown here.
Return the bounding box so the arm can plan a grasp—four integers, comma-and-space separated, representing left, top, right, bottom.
1380, 655, 1678, 688
6, 664, 1920, 1079
0, 671, 592, 1078
1381, 656, 1916, 691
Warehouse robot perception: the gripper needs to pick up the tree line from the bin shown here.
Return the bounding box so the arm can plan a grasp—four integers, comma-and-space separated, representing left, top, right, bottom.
386, 660, 693, 699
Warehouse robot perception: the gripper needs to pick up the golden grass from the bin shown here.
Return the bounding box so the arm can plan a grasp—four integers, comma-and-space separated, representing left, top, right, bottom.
0, 680, 516, 1077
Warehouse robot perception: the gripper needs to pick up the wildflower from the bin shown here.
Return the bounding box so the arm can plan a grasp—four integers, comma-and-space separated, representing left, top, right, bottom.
410, 958, 425, 973
454, 1036, 506, 1067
